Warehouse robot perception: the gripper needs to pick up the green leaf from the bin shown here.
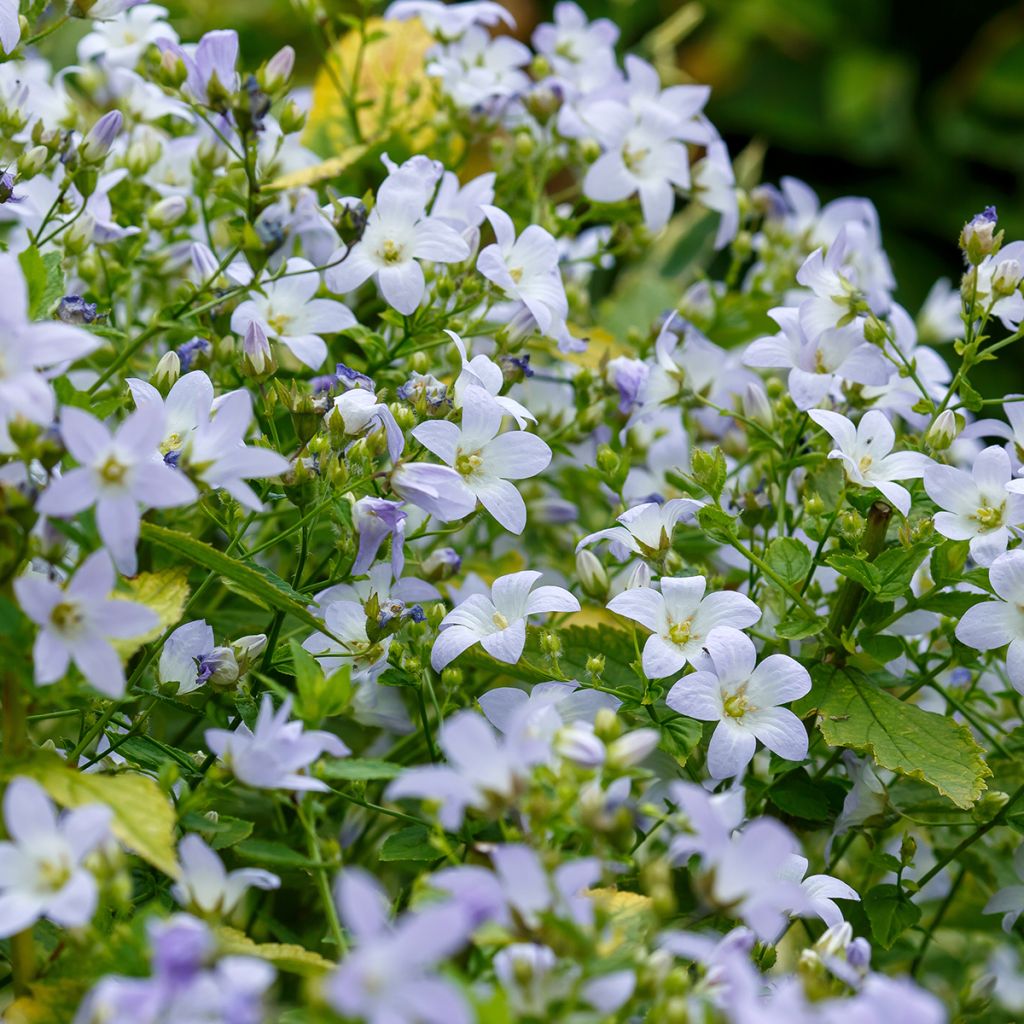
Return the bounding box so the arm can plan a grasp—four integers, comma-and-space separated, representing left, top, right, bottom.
930, 540, 970, 587
18, 246, 65, 320
180, 812, 255, 850
379, 824, 441, 862
916, 591, 986, 617
691, 446, 727, 500
863, 883, 922, 948
696, 504, 737, 544
141, 523, 334, 639
775, 610, 826, 640
289, 639, 352, 721
320, 757, 404, 781
11, 754, 179, 876
827, 544, 929, 601
235, 838, 322, 870
767, 768, 845, 822
764, 537, 813, 588
661, 716, 704, 764
803, 664, 990, 809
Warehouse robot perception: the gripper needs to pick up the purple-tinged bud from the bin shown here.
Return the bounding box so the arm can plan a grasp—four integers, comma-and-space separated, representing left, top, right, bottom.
242, 320, 274, 377
421, 546, 461, 581
608, 728, 659, 767
148, 194, 187, 227
960, 206, 1002, 265
148, 915, 212, 985
65, 212, 96, 254
57, 295, 98, 324
847, 937, 871, 969
260, 45, 295, 93
80, 110, 123, 163
176, 336, 211, 372
555, 723, 606, 768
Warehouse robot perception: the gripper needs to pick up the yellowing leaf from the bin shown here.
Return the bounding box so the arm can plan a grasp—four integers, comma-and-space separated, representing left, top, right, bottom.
3, 980, 86, 1024
803, 665, 991, 809
15, 754, 179, 877
269, 142, 373, 191
111, 567, 190, 659
215, 926, 334, 976
305, 17, 437, 158
589, 887, 654, 955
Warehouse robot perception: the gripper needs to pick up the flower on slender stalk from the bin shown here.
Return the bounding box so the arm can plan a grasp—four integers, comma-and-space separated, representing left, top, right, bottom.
778, 854, 860, 929
390, 462, 477, 522
205, 694, 349, 792
576, 498, 703, 561
954, 548, 1024, 693
158, 29, 240, 105
38, 403, 198, 575
159, 620, 238, 695
14, 550, 158, 697
172, 834, 279, 916
326, 869, 472, 1024
413, 384, 552, 534
924, 445, 1024, 566
807, 408, 932, 516
230, 258, 356, 370
607, 576, 760, 679
666, 628, 810, 778
352, 497, 407, 577
431, 570, 579, 671
330, 388, 405, 463
448, 330, 535, 427
477, 205, 568, 339
325, 166, 470, 315
0, 777, 112, 938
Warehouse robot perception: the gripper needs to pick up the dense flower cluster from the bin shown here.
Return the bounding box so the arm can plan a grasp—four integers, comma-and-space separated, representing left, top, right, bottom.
0, 1, 1022, 1021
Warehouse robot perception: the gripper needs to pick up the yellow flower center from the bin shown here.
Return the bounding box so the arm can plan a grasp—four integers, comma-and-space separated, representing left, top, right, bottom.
974, 504, 1004, 530
455, 451, 483, 477
38, 855, 73, 893
50, 600, 83, 633
268, 312, 291, 335
492, 612, 509, 629
723, 689, 753, 719
98, 454, 128, 485
858, 455, 873, 474
509, 266, 523, 284
381, 239, 404, 264
668, 619, 693, 646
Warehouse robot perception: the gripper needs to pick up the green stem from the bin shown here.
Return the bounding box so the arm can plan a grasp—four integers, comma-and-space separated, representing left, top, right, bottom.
295, 798, 346, 955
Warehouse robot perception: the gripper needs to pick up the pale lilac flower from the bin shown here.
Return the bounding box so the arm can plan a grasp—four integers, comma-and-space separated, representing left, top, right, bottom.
607, 576, 760, 679
583, 108, 693, 232
172, 834, 279, 915
743, 306, 888, 411
533, 3, 618, 78
432, 844, 601, 931
159, 619, 237, 695
14, 550, 158, 697
924, 445, 1024, 565
667, 781, 746, 865
353, 497, 407, 576
231, 258, 356, 370
984, 844, 1024, 932
796, 230, 869, 338
78, 4, 178, 67
692, 138, 740, 249
185, 388, 290, 510
158, 29, 239, 105
326, 167, 469, 315
477, 206, 569, 339
413, 384, 552, 534
479, 680, 620, 734
493, 944, 560, 1016
80, 110, 123, 162
576, 499, 703, 561
384, 0, 514, 38
205, 694, 349, 792
38, 403, 197, 575
955, 548, 1024, 692
448, 330, 535, 427
428, 27, 531, 111
0, 253, 98, 429
431, 570, 579, 670
0, 0, 19, 54
387, 709, 551, 829
0, 777, 112, 938
606, 356, 649, 414
390, 462, 477, 522
779, 854, 859, 929
807, 408, 932, 516
331, 388, 405, 462
302, 599, 393, 687
327, 869, 472, 1024
667, 628, 810, 778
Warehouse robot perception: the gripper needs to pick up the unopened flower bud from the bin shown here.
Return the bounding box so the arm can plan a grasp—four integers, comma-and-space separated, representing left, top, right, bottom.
926, 409, 959, 451
242, 320, 274, 377
421, 547, 461, 582
278, 99, 306, 136
960, 206, 1003, 265
576, 548, 608, 600
231, 634, 267, 676
80, 110, 123, 163
992, 257, 1023, 296
65, 212, 96, 254
625, 561, 652, 590
18, 145, 47, 178
555, 723, 605, 768
57, 295, 98, 324
205, 646, 240, 689
815, 922, 852, 957
593, 708, 621, 742
742, 382, 773, 429
260, 45, 295, 93
585, 653, 605, 677
152, 350, 180, 392
863, 314, 888, 345
149, 195, 187, 227
608, 728, 659, 767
